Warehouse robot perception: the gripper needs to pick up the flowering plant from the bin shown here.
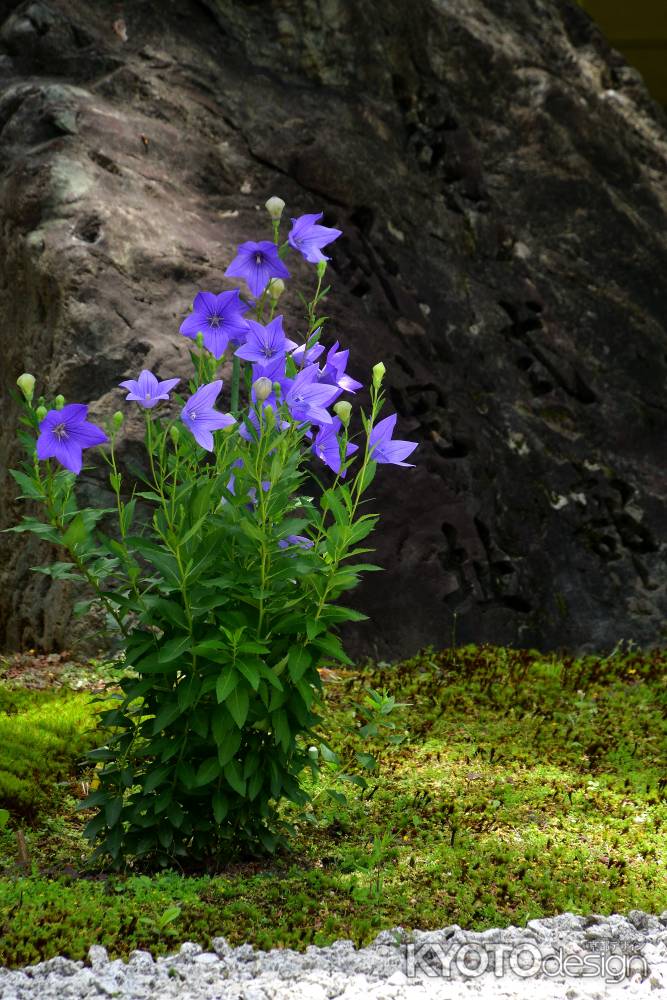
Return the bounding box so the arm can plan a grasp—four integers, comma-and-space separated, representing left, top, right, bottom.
9, 201, 417, 871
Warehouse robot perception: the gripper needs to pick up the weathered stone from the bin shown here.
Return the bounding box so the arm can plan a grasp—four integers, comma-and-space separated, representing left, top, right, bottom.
0, 0, 665, 658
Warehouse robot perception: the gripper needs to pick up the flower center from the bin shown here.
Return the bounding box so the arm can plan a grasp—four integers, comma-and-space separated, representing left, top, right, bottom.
145, 392, 151, 398
255, 253, 263, 265
190, 411, 197, 420
262, 347, 274, 358
209, 314, 222, 328
53, 423, 68, 440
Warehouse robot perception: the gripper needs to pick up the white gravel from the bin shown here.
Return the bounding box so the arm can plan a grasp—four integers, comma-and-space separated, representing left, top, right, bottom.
1, 911, 666, 999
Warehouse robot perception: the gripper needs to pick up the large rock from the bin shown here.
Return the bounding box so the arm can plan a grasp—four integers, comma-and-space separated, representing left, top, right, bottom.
0, 0, 665, 658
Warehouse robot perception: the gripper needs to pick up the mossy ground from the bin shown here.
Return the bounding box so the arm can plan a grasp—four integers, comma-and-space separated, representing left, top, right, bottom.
0, 644, 665, 968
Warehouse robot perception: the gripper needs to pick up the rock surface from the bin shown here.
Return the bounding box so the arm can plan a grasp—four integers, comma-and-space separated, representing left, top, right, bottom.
0, 0, 665, 657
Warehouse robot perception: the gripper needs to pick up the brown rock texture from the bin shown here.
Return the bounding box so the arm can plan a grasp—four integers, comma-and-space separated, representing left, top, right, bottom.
0, 0, 665, 658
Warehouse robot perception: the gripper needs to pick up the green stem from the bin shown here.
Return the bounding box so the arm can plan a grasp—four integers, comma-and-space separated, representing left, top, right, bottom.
231, 356, 241, 416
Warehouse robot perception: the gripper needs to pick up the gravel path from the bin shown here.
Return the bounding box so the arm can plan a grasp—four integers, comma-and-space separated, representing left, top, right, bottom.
1, 912, 666, 999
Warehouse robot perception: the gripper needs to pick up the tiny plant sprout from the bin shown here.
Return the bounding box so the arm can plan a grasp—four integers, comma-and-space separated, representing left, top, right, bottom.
253, 377, 273, 403
333, 400, 352, 427
265, 196, 286, 221
372, 362, 386, 390
16, 373, 35, 404
54, 394, 65, 410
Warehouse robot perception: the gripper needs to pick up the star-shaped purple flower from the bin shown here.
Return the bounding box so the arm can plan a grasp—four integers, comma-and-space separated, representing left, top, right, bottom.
224, 240, 290, 299
291, 337, 325, 369
179, 290, 250, 358
312, 417, 359, 475
369, 414, 418, 467
180, 381, 235, 451
234, 317, 297, 365
288, 213, 342, 264
119, 370, 180, 409
278, 534, 314, 550
284, 365, 339, 426
317, 341, 363, 395
36, 403, 108, 475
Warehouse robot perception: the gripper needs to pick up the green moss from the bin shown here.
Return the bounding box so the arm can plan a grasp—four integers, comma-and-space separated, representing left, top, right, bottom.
0, 644, 665, 967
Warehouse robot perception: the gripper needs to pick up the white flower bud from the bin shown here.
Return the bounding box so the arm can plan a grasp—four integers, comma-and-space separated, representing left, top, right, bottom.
372, 362, 386, 390
16, 373, 35, 403
252, 377, 272, 403
267, 278, 285, 301
265, 196, 286, 221
333, 400, 352, 427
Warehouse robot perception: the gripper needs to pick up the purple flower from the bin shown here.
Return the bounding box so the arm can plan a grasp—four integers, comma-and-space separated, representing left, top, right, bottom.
119, 370, 180, 409
36, 403, 108, 475
291, 337, 325, 369
288, 213, 342, 264
312, 417, 359, 475
318, 341, 363, 395
284, 365, 339, 426
180, 381, 235, 451
278, 534, 314, 550
369, 414, 418, 467
238, 401, 289, 442
234, 317, 296, 365
224, 241, 290, 299
179, 290, 250, 358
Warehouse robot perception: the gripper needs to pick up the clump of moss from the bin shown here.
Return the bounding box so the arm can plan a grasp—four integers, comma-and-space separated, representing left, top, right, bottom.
0, 644, 665, 967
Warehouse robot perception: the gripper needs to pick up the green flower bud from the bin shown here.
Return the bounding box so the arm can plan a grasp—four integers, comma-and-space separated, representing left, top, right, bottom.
316, 260, 327, 280
35, 405, 48, 422
265, 196, 285, 221
195, 331, 204, 349
54, 394, 65, 410
267, 278, 285, 301
112, 411, 124, 430
169, 425, 180, 446
272, 381, 282, 399
333, 400, 352, 427
16, 373, 35, 403
252, 377, 273, 403
265, 404, 276, 429
372, 362, 386, 390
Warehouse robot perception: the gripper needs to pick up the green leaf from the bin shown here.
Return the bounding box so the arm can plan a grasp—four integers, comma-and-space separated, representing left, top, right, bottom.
9, 469, 43, 499
212, 715, 242, 766
271, 709, 291, 751
154, 787, 172, 814
319, 743, 339, 765
152, 701, 182, 734
105, 798, 123, 828
212, 790, 228, 823
312, 633, 352, 665
288, 646, 312, 683
135, 491, 163, 502
356, 752, 378, 771
215, 668, 237, 704
143, 764, 171, 793
158, 635, 192, 664
61, 513, 90, 549
223, 759, 246, 795
196, 756, 222, 787
247, 771, 263, 801
176, 760, 197, 790
306, 619, 324, 640
226, 686, 249, 729
360, 460, 377, 491
32, 561, 80, 581
236, 659, 261, 691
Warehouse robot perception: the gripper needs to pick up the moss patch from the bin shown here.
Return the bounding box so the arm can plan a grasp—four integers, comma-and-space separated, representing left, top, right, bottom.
0, 644, 665, 967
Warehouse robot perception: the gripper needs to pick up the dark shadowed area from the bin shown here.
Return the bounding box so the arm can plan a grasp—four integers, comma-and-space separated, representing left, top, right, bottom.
0, 0, 665, 660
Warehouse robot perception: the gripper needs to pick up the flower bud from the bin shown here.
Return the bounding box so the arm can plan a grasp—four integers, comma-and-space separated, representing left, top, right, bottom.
267, 278, 285, 301
316, 260, 327, 280
372, 362, 386, 390
36, 405, 48, 422
265, 404, 276, 429
265, 196, 285, 221
272, 381, 282, 399
195, 331, 204, 349
54, 394, 65, 410
333, 400, 352, 427
253, 377, 273, 403
16, 373, 35, 403
112, 411, 124, 430
169, 425, 180, 446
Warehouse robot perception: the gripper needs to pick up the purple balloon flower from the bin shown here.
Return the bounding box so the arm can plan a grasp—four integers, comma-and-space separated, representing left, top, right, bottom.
180, 381, 235, 451
284, 365, 339, 425
278, 534, 314, 550
288, 213, 342, 264
318, 341, 363, 395
36, 403, 108, 475
234, 317, 297, 365
119, 370, 180, 409
369, 414, 418, 467
312, 417, 359, 475
291, 337, 325, 369
179, 290, 250, 358
224, 240, 290, 299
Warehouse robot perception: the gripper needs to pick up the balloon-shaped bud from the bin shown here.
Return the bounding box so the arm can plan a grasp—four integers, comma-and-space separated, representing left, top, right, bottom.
372, 362, 386, 390
36, 405, 48, 422
267, 278, 285, 301
169, 425, 180, 446
195, 331, 204, 349
112, 411, 124, 430
253, 377, 273, 403
272, 381, 282, 398
316, 260, 327, 280
333, 400, 352, 427
265, 196, 286, 221
54, 394, 65, 410
16, 373, 35, 403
